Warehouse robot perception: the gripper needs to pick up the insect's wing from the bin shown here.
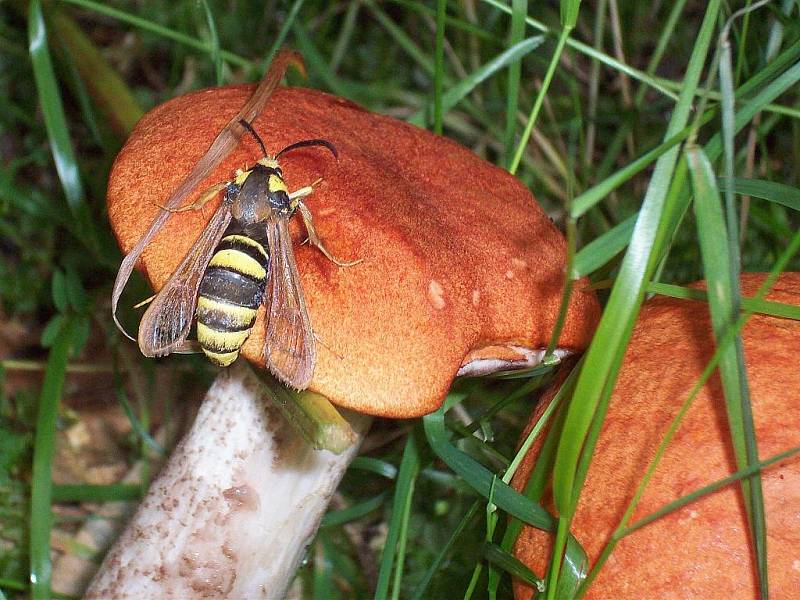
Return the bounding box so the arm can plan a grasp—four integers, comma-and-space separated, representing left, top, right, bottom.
263, 217, 316, 389
137, 203, 232, 356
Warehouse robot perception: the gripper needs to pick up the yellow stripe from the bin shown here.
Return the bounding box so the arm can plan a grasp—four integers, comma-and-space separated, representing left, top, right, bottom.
268, 174, 288, 193
234, 169, 251, 185
222, 234, 268, 259
202, 348, 239, 367
209, 249, 266, 280
196, 296, 256, 329
197, 323, 251, 352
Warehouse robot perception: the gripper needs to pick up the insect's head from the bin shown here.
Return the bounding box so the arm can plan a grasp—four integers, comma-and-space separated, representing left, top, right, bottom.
237, 119, 338, 219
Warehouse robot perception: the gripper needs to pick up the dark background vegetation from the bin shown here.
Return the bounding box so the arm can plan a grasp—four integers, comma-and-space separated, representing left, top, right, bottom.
1, 0, 799, 598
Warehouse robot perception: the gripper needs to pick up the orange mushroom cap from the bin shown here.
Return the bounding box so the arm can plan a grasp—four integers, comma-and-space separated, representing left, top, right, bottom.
108, 85, 599, 417
511, 272, 800, 598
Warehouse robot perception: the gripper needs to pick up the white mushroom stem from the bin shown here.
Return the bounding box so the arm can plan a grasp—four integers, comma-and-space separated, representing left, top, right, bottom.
85, 363, 369, 599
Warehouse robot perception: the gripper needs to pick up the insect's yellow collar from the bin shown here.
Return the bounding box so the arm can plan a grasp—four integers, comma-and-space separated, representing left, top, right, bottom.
234, 169, 251, 185
257, 157, 280, 169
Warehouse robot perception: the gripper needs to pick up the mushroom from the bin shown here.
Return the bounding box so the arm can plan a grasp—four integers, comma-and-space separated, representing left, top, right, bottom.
89, 77, 600, 596
511, 272, 800, 599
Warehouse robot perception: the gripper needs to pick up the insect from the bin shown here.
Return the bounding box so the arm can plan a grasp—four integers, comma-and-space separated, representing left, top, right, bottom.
133, 119, 354, 389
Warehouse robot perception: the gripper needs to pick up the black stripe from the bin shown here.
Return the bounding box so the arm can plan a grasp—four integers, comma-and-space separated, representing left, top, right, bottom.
198, 267, 265, 309
196, 303, 256, 333
216, 235, 269, 266
200, 336, 240, 353
204, 350, 238, 367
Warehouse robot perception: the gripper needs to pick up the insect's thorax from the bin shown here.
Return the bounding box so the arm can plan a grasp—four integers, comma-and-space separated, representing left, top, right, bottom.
230, 162, 293, 227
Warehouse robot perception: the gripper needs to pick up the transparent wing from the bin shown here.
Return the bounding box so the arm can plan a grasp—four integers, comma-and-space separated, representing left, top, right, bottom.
137, 203, 232, 356
263, 217, 316, 389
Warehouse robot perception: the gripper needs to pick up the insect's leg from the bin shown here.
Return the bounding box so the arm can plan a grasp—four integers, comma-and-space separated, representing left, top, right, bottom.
313, 332, 345, 361
153, 181, 230, 212
133, 294, 156, 309
296, 201, 362, 267
223, 182, 241, 204
172, 340, 203, 354
288, 177, 323, 202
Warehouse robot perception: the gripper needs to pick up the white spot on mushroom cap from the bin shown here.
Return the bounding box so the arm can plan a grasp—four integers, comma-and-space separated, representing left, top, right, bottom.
678, 508, 701, 526
511, 257, 527, 269
505, 270, 514, 280
472, 289, 480, 307
428, 280, 446, 310
793, 560, 800, 572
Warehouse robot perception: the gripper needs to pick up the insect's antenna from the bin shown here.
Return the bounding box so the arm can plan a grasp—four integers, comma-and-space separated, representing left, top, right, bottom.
275, 139, 338, 161
238, 119, 268, 157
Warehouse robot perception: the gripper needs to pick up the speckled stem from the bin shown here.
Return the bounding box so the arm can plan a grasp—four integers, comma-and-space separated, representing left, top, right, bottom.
85, 363, 369, 599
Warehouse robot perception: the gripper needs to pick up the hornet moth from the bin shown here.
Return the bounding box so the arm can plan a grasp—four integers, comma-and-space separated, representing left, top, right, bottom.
111, 51, 359, 390
115, 118, 356, 390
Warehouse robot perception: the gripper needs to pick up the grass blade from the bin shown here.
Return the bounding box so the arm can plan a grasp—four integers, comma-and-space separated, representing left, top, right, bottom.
409, 36, 544, 127
687, 144, 767, 595
624, 443, 800, 537
571, 123, 706, 218
423, 405, 553, 530
49, 8, 143, 138
253, 369, 357, 454
28, 0, 97, 252
572, 214, 635, 277
51, 484, 142, 503
509, 26, 571, 174
593, 0, 688, 180
648, 282, 800, 320
548, 0, 722, 589
321, 493, 388, 528
329, 0, 359, 72
60, 0, 252, 68
313, 536, 334, 600
349, 457, 398, 479
482, 0, 678, 101
427, 393, 590, 596
364, 0, 433, 74
484, 542, 543, 589
198, 0, 222, 85
433, 0, 446, 134
29, 319, 74, 600
560, 0, 582, 29
571, 55, 800, 278
725, 177, 800, 211
411, 501, 481, 600
572, 37, 800, 220
262, 0, 305, 74
504, 0, 527, 160
581, 226, 800, 594
374, 430, 421, 600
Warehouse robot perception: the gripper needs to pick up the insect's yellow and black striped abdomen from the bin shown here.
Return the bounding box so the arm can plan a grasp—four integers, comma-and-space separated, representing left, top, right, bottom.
196, 234, 269, 366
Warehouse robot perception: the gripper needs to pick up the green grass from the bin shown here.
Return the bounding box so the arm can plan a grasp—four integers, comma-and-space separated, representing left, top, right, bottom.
1, 1, 799, 598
